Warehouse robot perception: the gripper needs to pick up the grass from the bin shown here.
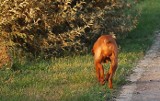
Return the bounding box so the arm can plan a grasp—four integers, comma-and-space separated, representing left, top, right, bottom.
1, 0, 160, 101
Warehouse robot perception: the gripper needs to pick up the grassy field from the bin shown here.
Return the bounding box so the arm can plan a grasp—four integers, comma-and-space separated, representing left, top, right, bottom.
1, 0, 160, 101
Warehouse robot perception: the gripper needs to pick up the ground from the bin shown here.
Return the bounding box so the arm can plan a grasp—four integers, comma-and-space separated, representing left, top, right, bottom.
116, 32, 160, 101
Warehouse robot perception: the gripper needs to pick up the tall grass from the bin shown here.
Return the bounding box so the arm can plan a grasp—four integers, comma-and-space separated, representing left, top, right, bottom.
1, 0, 160, 101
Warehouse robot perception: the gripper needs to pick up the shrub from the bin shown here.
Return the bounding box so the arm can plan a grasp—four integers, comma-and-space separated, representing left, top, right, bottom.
0, 37, 12, 69
0, 0, 139, 58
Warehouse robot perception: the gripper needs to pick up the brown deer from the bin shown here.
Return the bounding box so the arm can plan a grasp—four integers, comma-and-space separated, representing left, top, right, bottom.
92, 34, 118, 88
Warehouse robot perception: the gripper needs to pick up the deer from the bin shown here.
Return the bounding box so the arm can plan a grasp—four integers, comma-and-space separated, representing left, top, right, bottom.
92, 34, 118, 89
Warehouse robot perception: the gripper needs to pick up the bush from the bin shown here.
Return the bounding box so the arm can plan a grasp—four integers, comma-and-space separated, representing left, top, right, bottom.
0, 37, 12, 69
0, 0, 139, 58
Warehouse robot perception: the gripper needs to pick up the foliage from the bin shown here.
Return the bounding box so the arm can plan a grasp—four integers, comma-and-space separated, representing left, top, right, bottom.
0, 37, 12, 69
0, 0, 138, 58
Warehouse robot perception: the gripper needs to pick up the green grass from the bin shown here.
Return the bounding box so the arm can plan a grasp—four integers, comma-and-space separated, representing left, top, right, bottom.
1, 0, 160, 101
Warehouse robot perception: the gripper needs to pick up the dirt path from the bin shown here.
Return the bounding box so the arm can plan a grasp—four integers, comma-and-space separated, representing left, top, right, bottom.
116, 32, 160, 101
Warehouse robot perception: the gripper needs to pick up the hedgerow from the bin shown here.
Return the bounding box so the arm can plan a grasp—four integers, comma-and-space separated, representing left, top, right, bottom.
0, 0, 139, 59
